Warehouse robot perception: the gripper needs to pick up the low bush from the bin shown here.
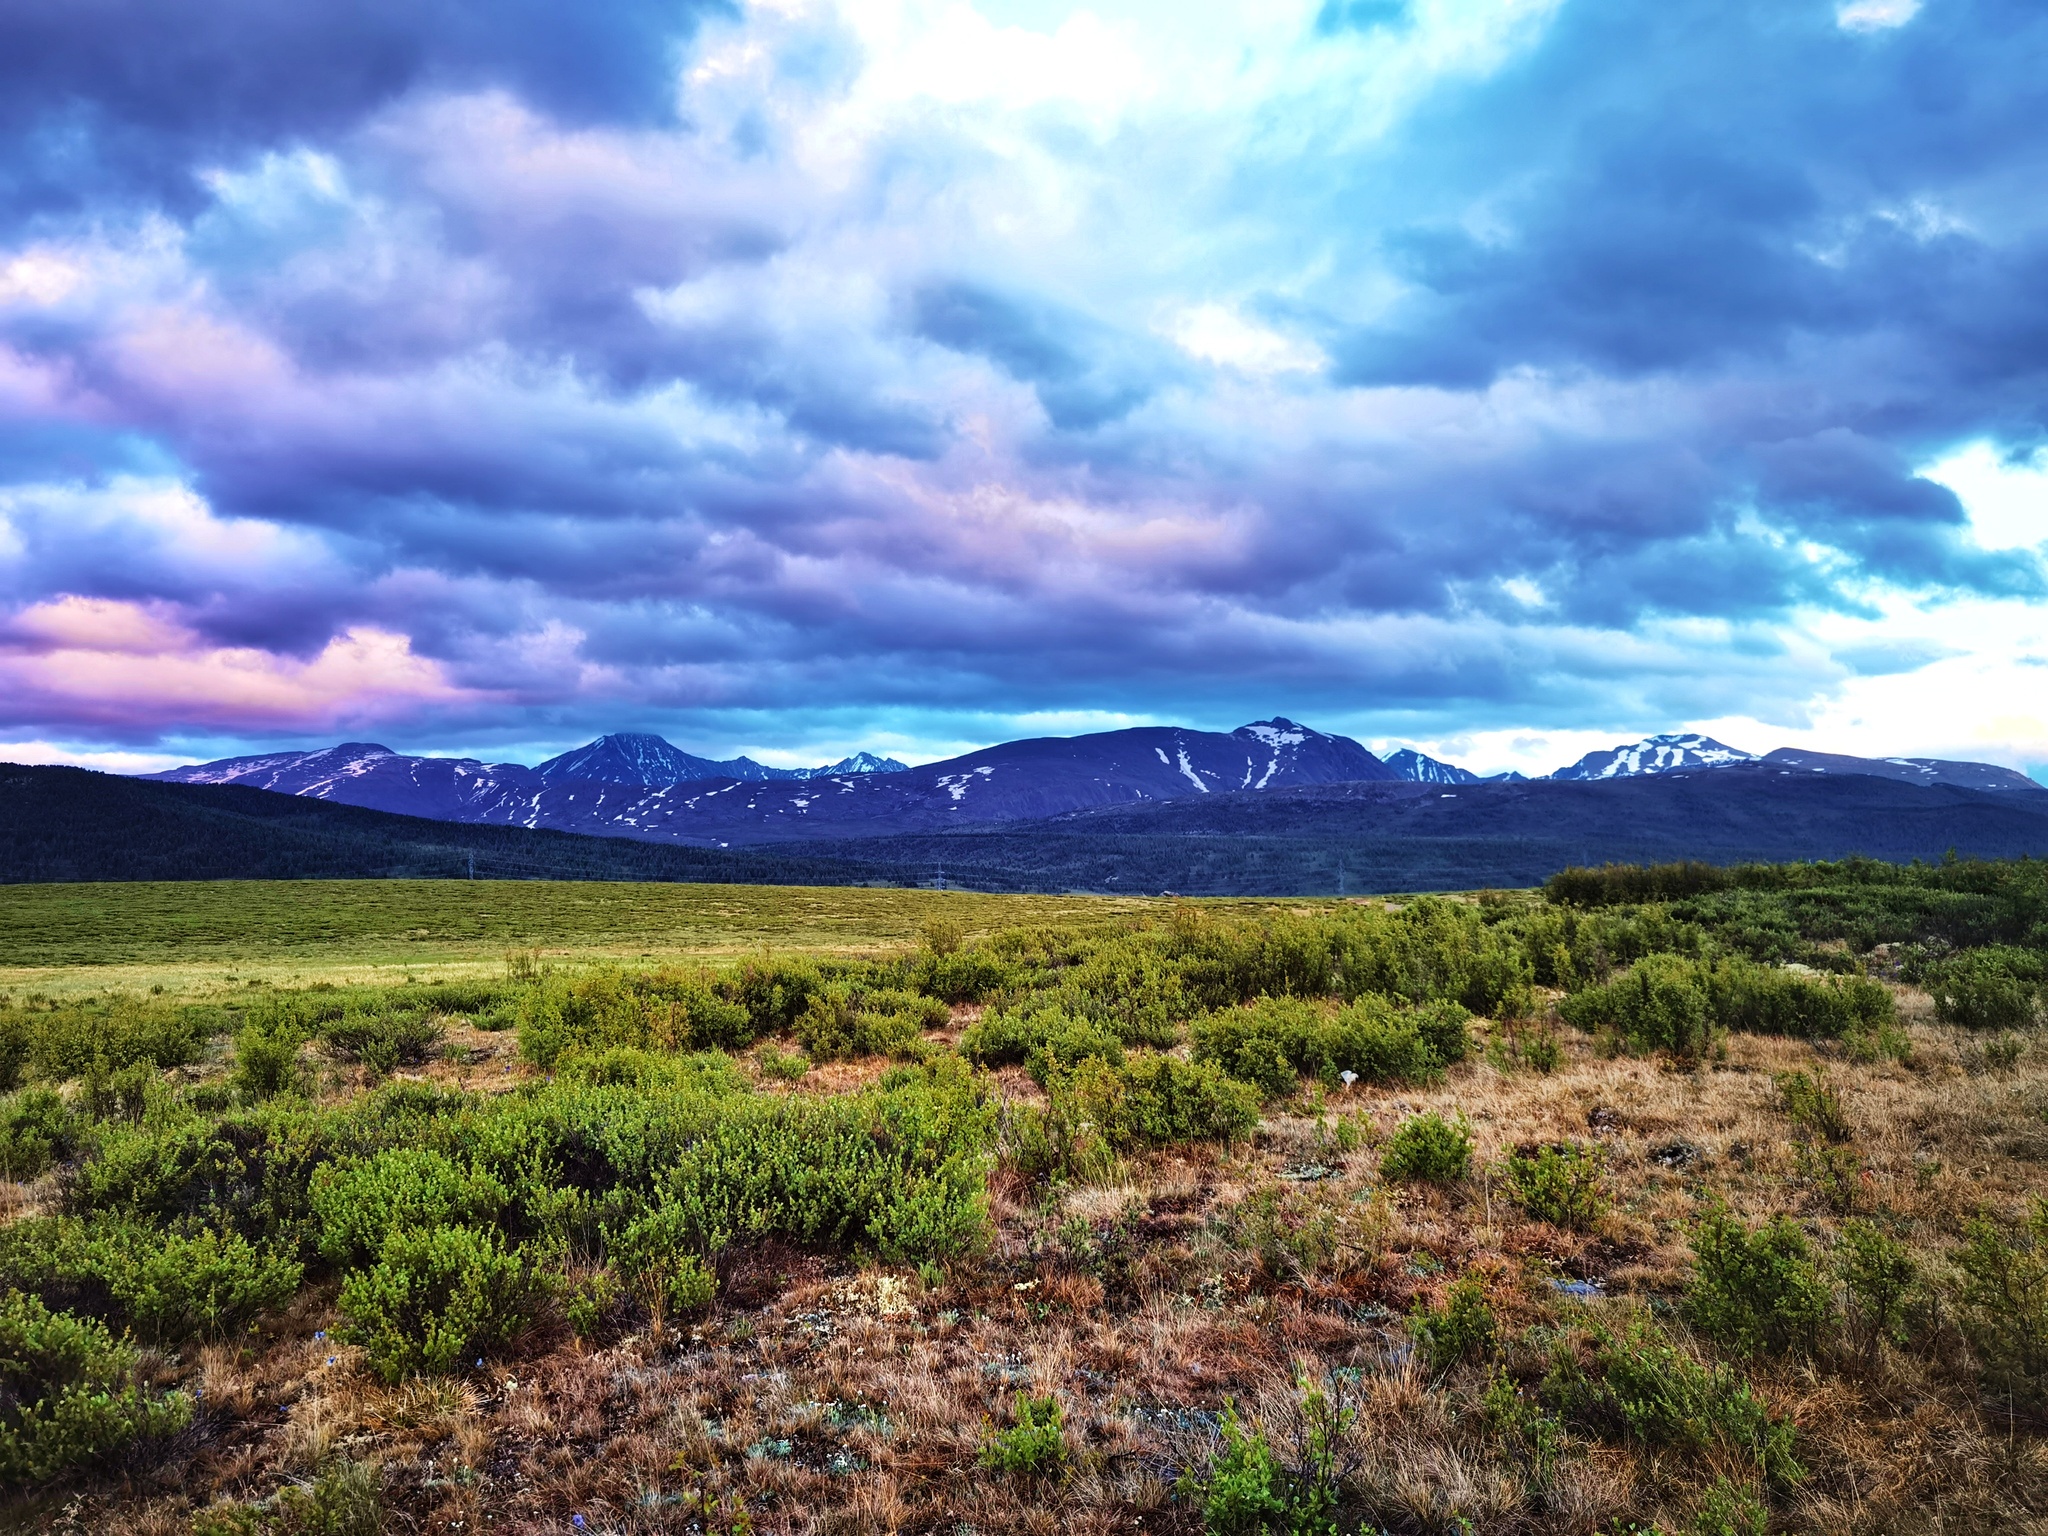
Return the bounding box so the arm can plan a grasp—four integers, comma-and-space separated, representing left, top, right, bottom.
1775, 1068, 1851, 1143
229, 1022, 307, 1100
1183, 1379, 1353, 1536
311, 1148, 511, 1267
337, 1224, 541, 1381
960, 1007, 1125, 1082
0, 1215, 302, 1343
1410, 1275, 1497, 1376
319, 1010, 444, 1073
979, 1392, 1065, 1476
1691, 1478, 1770, 1536
1837, 1218, 1920, 1352
0, 995, 208, 1085
1560, 954, 1716, 1059
0, 1087, 72, 1180
752, 1043, 810, 1081
1953, 1197, 2048, 1411
1543, 1313, 1802, 1488
518, 969, 757, 1068
1684, 1208, 1833, 1359
273, 1457, 384, 1536
1500, 1143, 1605, 1229
1058, 1054, 1260, 1151
1379, 1110, 1473, 1184
0, 1291, 191, 1487
1191, 996, 1471, 1098
1705, 960, 1894, 1040
1926, 949, 2043, 1031
795, 985, 947, 1060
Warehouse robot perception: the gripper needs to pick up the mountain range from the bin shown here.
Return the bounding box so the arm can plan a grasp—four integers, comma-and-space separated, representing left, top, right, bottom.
138, 722, 2043, 852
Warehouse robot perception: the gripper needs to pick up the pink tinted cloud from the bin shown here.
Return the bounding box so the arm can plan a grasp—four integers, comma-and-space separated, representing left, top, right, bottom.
0, 596, 481, 732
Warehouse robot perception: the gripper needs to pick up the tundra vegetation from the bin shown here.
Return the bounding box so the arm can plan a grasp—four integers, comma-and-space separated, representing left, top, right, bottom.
0, 856, 2046, 1533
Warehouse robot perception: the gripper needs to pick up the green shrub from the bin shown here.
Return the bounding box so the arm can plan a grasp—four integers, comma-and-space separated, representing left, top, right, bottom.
1543, 1313, 1802, 1488
560, 1267, 622, 1339
1684, 1208, 1833, 1359
319, 1010, 443, 1073
1560, 954, 1716, 1059
230, 1023, 307, 1100
1774, 1068, 1850, 1143
752, 1043, 810, 1081
1690, 1478, 1769, 1536
1705, 960, 1894, 1040
979, 1392, 1065, 1476
2, 995, 206, 1083
310, 1148, 510, 1267
0, 1087, 72, 1180
337, 1224, 539, 1381
81, 1058, 161, 1124
273, 1457, 383, 1536
0, 1216, 301, 1343
795, 985, 946, 1060
1480, 1367, 1565, 1489
1410, 1275, 1497, 1376
1060, 1054, 1260, 1151
1379, 1110, 1473, 1184
715, 956, 823, 1035
1231, 1187, 1339, 1283
1953, 1198, 2048, 1410
1184, 1379, 1352, 1536
1928, 951, 2041, 1031
1837, 1218, 1919, 1352
0, 1291, 191, 1487
1191, 995, 1470, 1097
961, 1007, 1124, 1084
1500, 1143, 1605, 1229
517, 968, 758, 1068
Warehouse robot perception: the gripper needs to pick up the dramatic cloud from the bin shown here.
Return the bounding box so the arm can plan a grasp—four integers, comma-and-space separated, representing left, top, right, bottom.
0, 0, 2044, 772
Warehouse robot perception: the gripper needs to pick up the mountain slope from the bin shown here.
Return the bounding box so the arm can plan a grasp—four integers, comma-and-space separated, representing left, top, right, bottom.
531, 733, 908, 784
1759, 746, 2044, 794
1384, 748, 1483, 785
0, 765, 886, 886
810, 765, 2048, 894
1551, 733, 1755, 780
145, 718, 1394, 846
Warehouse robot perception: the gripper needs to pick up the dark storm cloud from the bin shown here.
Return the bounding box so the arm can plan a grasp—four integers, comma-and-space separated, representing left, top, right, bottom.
1, 0, 2045, 758
0, 0, 729, 221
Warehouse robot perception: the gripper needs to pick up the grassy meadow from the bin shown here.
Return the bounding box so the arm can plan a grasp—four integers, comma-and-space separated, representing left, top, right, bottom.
2, 863, 2047, 1535
0, 880, 1159, 997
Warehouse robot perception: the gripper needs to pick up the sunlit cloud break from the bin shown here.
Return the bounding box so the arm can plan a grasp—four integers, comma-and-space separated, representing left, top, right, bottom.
0, 0, 2045, 775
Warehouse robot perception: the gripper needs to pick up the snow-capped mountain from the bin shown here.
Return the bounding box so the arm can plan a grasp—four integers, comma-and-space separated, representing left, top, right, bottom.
1550, 733, 1757, 780
1384, 748, 1484, 785
1759, 747, 2044, 794
795, 752, 909, 778
143, 718, 1394, 846
534, 734, 908, 785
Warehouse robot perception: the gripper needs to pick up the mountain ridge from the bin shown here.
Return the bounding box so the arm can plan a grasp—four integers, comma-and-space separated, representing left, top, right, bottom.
136, 720, 2044, 851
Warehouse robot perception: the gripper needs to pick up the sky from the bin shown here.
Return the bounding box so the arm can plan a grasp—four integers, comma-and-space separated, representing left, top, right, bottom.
1, 0, 2045, 779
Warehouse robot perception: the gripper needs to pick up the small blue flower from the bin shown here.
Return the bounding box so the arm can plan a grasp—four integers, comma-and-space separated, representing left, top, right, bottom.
572, 1517, 586, 1530
476, 1357, 485, 1368
315, 1330, 327, 1341
327, 1356, 337, 1366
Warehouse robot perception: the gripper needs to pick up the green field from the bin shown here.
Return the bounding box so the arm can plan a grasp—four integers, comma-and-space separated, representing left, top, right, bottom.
0, 879, 1174, 998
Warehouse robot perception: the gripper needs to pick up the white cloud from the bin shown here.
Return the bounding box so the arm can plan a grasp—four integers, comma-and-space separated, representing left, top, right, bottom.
1921, 440, 2048, 552
1165, 303, 1327, 376
0, 739, 190, 774
1835, 0, 1919, 32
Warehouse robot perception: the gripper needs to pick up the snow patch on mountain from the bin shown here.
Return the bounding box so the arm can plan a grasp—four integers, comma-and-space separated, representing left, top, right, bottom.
1550, 733, 1757, 781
